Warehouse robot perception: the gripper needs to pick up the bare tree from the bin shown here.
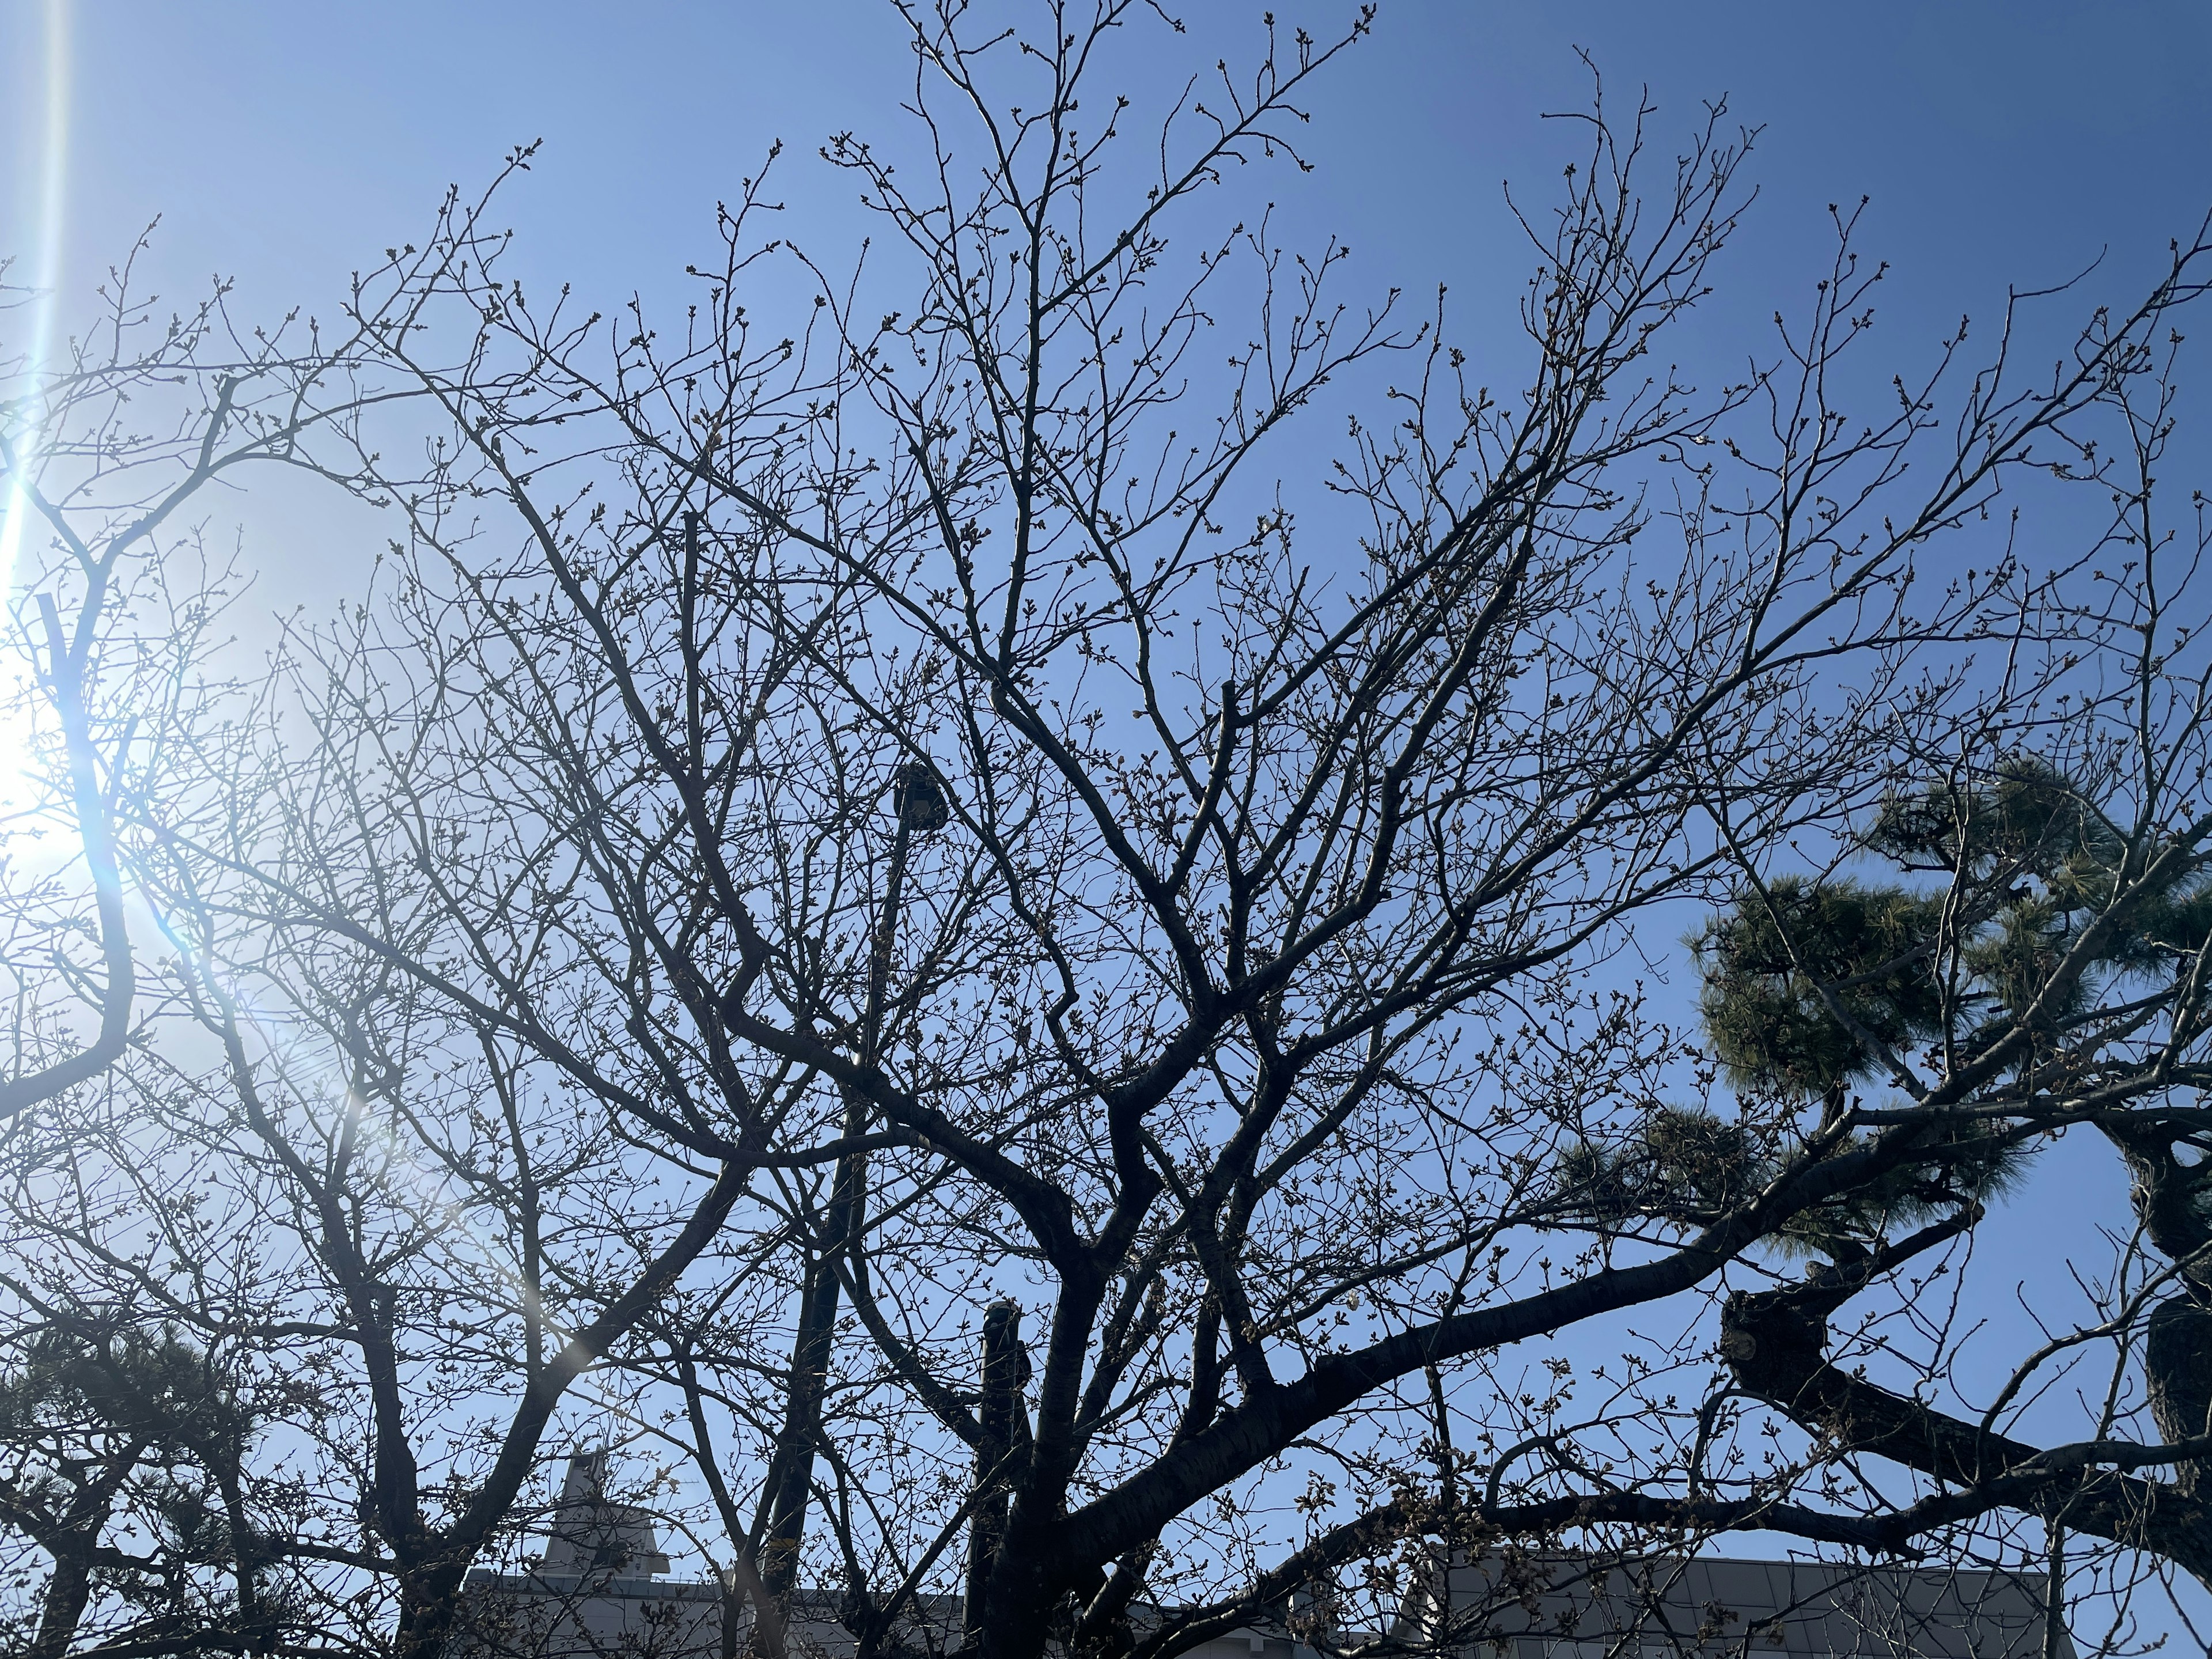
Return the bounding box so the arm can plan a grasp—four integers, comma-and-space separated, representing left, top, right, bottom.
7, 6, 2212, 1659
0, 237, 419, 1657
0, 235, 382, 1125
0, 215, 868, 1658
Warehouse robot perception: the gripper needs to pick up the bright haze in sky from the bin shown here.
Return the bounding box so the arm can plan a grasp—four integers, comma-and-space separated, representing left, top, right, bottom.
7, 0, 2212, 1375
4, 0, 2210, 1296
2, 0, 2209, 1610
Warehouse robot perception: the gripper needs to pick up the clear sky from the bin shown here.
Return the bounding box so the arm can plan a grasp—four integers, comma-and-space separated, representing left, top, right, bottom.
10, 1, 2209, 384
7, 0, 2209, 609
4, 0, 2211, 1624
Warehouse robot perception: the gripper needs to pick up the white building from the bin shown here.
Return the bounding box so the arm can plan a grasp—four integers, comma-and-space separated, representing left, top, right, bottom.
1395, 1551, 2066, 1659
452, 1459, 2063, 1659
452, 1452, 719, 1659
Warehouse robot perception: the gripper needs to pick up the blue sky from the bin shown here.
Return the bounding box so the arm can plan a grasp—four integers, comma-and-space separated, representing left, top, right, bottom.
5, 0, 2212, 1627
11, 2, 2209, 373
9, 0, 2208, 616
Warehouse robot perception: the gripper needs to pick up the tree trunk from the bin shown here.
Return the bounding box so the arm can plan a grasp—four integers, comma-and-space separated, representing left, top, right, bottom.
392, 1554, 471, 1659
965, 1300, 1029, 1646
28, 1536, 96, 1659
2146, 1293, 2212, 1494
756, 803, 920, 1627
1721, 1271, 2212, 1588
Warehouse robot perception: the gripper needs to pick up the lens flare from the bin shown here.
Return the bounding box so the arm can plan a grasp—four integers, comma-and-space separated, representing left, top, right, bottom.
0, 0, 69, 591
0, 0, 69, 809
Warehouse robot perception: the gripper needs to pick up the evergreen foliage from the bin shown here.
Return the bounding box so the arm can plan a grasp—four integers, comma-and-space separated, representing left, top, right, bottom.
1567, 757, 2212, 1257
0, 1325, 256, 1655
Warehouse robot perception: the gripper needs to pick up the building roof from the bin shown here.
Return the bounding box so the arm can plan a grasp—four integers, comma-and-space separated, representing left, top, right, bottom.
1396, 1552, 2067, 1659
448, 1459, 2064, 1659
540, 1450, 672, 1579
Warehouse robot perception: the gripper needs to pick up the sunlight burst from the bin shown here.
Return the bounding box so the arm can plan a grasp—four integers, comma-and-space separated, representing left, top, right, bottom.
0, 0, 70, 803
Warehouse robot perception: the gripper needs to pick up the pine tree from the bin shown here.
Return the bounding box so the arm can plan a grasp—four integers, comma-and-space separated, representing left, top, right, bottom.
1653, 756, 2212, 1474
0, 1327, 256, 1658
1570, 759, 2212, 1268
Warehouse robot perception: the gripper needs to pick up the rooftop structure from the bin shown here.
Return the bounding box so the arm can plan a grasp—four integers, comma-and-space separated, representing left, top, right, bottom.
453, 1452, 709, 1659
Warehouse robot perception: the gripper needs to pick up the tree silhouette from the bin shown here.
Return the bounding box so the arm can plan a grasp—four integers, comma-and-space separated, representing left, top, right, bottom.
0, 1326, 256, 1658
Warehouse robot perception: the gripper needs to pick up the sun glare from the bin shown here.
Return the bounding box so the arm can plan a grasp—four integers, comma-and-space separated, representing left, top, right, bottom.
0, 0, 69, 796
0, 0, 69, 594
